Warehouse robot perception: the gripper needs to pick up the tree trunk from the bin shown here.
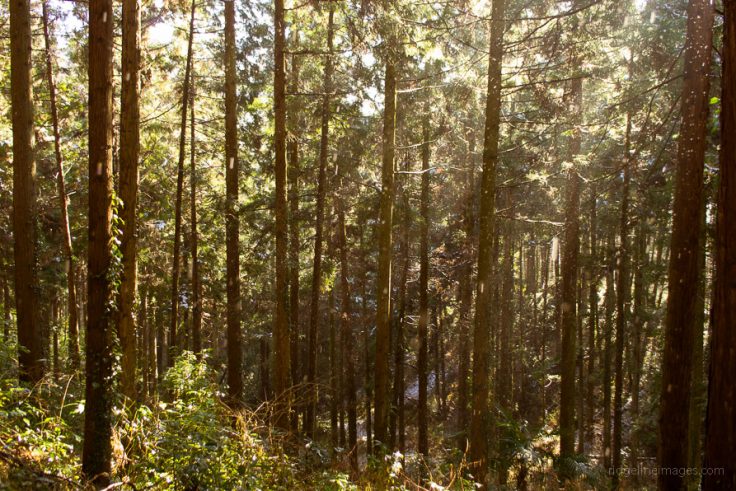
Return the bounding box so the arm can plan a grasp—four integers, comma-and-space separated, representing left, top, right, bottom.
374, 25, 398, 452
41, 0, 80, 372
189, 66, 202, 356
585, 185, 597, 450
10, 0, 42, 384
272, 0, 291, 427
457, 133, 475, 444
287, 31, 301, 432
170, 0, 196, 362
116, 0, 141, 401
469, 0, 505, 485
417, 118, 430, 456
559, 76, 582, 472
658, 0, 714, 487
613, 112, 632, 480
82, 0, 114, 481
702, 1, 736, 486
337, 155, 358, 472
603, 235, 615, 471
306, 5, 334, 437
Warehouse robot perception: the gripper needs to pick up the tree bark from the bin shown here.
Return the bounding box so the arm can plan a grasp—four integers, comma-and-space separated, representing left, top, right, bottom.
10, 0, 42, 384
117, 0, 141, 401
224, 0, 242, 403
82, 0, 114, 481
170, 0, 196, 362
306, 5, 334, 437
374, 24, 398, 452
559, 77, 582, 472
702, 1, 736, 486
41, 0, 80, 372
273, 0, 292, 427
603, 235, 615, 471
287, 31, 301, 432
337, 154, 358, 472
658, 0, 714, 487
417, 117, 430, 456
613, 111, 632, 479
469, 0, 505, 485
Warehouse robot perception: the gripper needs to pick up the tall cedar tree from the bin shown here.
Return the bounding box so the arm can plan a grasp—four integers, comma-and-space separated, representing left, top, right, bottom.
225, 0, 242, 403
702, 0, 736, 486
417, 116, 430, 456
287, 31, 301, 427
10, 0, 42, 383
657, 0, 714, 487
117, 0, 141, 400
306, 5, 334, 437
82, 0, 114, 482
170, 0, 196, 358
41, 0, 80, 371
273, 0, 292, 428
373, 8, 398, 450
559, 78, 583, 476
469, 0, 505, 485
190, 66, 202, 355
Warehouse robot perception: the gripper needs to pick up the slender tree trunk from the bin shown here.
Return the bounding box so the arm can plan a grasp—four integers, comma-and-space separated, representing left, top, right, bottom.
82, 0, 114, 480
337, 156, 357, 472
374, 25, 398, 452
630, 221, 647, 477
585, 185, 597, 450
390, 158, 409, 451
603, 235, 615, 471
469, 0, 505, 485
224, 0, 242, 403
330, 283, 338, 451
306, 5, 334, 437
361, 244, 373, 454
273, 0, 291, 427
41, 0, 80, 372
287, 31, 301, 432
417, 117, 430, 456
559, 77, 583, 473
116, 0, 141, 401
457, 134, 475, 443
10, 0, 42, 384
613, 112, 632, 480
702, 1, 736, 486
52, 294, 60, 380
189, 67, 202, 356
658, 1, 714, 488
2, 277, 9, 340
169, 0, 196, 362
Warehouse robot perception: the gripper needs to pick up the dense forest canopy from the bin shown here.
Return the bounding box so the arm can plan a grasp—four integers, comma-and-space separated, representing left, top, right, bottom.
0, 0, 734, 488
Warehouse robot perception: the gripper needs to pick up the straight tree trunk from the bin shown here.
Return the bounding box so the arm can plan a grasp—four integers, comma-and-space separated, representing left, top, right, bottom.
190, 68, 202, 356
2, 277, 9, 340
613, 112, 632, 479
374, 21, 398, 451
10, 0, 42, 384
457, 134, 475, 443
559, 76, 583, 472
658, 0, 714, 487
417, 117, 430, 456
603, 235, 615, 471
225, 0, 242, 403
170, 0, 197, 361
702, 1, 736, 486
469, 0, 505, 485
117, 0, 141, 401
306, 6, 334, 437
337, 156, 358, 472
82, 0, 114, 481
585, 185, 597, 449
41, 0, 80, 372
272, 0, 292, 427
287, 31, 301, 431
